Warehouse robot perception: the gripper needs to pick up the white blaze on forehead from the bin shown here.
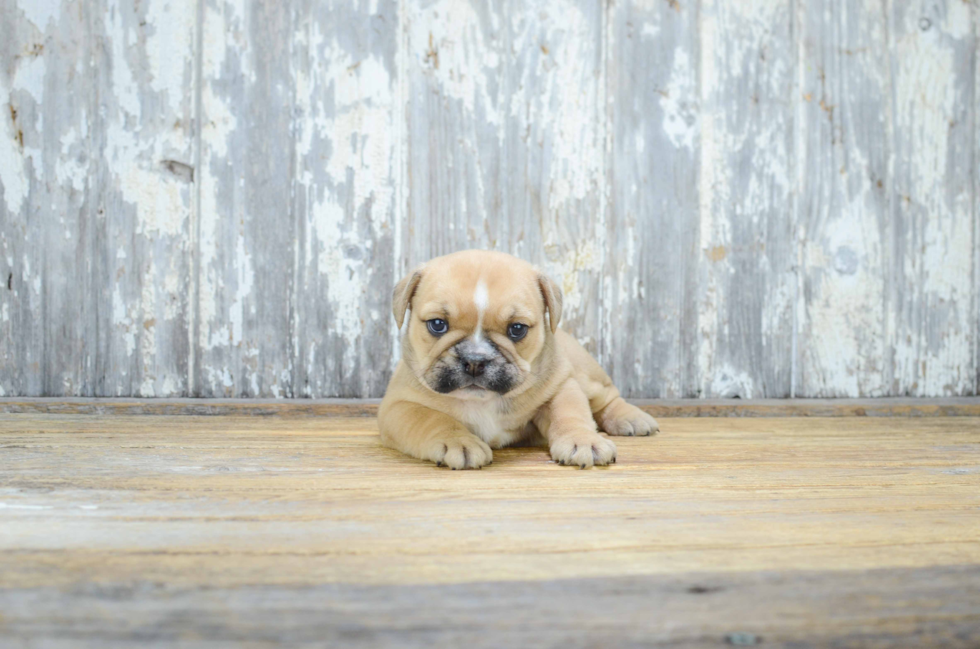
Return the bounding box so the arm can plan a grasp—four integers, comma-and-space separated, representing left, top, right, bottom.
473, 279, 489, 310
472, 279, 489, 342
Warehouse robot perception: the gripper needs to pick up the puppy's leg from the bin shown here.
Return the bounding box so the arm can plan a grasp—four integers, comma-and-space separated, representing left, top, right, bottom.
379, 401, 493, 470
556, 330, 660, 437
535, 379, 617, 468
594, 396, 660, 437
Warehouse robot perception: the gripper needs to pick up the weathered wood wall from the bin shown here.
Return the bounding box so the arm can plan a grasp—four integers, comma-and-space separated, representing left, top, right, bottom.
0, 0, 977, 399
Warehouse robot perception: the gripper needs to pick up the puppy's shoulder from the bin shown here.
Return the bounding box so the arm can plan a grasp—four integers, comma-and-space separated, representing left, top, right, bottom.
379, 362, 429, 412
553, 329, 592, 364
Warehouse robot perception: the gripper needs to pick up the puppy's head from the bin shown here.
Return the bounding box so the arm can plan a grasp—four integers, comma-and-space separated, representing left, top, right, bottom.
393, 250, 562, 398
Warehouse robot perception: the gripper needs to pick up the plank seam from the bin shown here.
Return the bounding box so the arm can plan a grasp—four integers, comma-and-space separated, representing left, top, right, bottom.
288, 5, 300, 398
789, 0, 804, 399
882, 0, 897, 395
688, 0, 705, 399
973, 1, 979, 397
391, 0, 409, 374
1, 397, 978, 417
599, 0, 612, 372
189, 0, 205, 398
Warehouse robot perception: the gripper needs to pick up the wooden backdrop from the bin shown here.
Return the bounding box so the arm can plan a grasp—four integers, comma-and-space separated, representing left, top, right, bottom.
0, 0, 977, 399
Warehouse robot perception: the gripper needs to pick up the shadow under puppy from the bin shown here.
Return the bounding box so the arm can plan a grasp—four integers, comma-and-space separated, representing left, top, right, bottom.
379, 250, 659, 469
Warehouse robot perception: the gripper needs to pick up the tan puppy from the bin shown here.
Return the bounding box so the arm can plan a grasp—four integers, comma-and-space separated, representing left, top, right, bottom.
379, 250, 659, 469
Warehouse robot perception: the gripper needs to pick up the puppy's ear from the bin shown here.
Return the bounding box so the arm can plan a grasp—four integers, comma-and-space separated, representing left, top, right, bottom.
392, 266, 424, 329
538, 273, 563, 333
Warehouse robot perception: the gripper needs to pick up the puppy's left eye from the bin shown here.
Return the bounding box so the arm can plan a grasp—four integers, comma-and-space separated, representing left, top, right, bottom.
507, 323, 529, 341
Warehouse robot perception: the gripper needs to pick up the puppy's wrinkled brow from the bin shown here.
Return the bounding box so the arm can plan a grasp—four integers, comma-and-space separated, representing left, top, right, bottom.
418, 303, 452, 320
504, 306, 534, 322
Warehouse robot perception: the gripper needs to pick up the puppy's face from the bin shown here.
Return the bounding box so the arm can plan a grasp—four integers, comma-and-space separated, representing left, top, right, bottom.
392, 251, 563, 399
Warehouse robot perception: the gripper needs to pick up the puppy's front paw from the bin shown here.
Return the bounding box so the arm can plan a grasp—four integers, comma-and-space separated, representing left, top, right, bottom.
598, 399, 660, 437
423, 433, 493, 470
550, 430, 617, 469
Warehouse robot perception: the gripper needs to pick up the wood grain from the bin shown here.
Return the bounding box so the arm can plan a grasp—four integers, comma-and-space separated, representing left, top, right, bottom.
604, 0, 700, 398
0, 413, 978, 646
0, 1, 97, 397
195, 0, 295, 397
288, 0, 398, 399
195, 0, 398, 398
0, 0, 198, 398
887, 0, 976, 396
404, 0, 606, 355
100, 0, 198, 398
1, 567, 979, 647
3, 396, 980, 417
798, 0, 892, 397
698, 0, 797, 399
1, 0, 978, 399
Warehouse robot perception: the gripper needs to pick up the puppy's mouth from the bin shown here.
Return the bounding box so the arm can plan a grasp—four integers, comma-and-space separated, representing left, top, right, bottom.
458, 384, 492, 395
436, 376, 501, 396
423, 343, 523, 397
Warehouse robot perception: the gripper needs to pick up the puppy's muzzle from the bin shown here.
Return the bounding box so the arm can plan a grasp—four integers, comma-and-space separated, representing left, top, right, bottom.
426, 338, 521, 395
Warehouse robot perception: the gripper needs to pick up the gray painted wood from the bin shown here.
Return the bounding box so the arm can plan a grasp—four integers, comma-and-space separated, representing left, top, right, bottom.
696, 0, 797, 398
799, 0, 977, 398
798, 0, 893, 397
0, 0, 978, 398
0, 0, 95, 397
403, 0, 606, 356
95, 0, 198, 398
886, 0, 976, 396
0, 0, 196, 397
604, 0, 700, 398
289, 0, 399, 399
195, 0, 397, 398
195, 0, 295, 397
976, 0, 980, 399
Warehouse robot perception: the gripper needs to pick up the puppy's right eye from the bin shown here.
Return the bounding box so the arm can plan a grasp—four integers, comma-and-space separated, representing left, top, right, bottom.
426, 319, 449, 336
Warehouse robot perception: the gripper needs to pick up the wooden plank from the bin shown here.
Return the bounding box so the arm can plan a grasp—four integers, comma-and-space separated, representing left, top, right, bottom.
3, 397, 980, 417
797, 0, 891, 397
195, 0, 295, 397
0, 414, 978, 645
887, 0, 976, 396
94, 0, 198, 397
697, 0, 797, 398
196, 0, 398, 399
604, 0, 700, 398
289, 0, 399, 398
0, 0, 198, 398
403, 0, 606, 355
0, 1, 101, 397
0, 414, 978, 585
0, 397, 383, 417
1, 566, 978, 647
3, 0, 979, 402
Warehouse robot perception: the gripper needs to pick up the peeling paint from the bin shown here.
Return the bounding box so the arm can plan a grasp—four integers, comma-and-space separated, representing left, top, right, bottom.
409, 1, 503, 130
710, 366, 755, 399
19, 0, 60, 32
0, 0, 976, 399
660, 48, 697, 150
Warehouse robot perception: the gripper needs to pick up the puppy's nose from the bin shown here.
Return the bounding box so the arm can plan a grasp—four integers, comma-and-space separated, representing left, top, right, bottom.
464, 360, 486, 377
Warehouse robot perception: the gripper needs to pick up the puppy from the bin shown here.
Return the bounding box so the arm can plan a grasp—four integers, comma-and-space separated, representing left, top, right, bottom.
379, 250, 659, 469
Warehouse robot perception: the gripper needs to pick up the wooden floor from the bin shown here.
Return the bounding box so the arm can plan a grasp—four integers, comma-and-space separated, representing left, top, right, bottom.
1, 412, 979, 647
